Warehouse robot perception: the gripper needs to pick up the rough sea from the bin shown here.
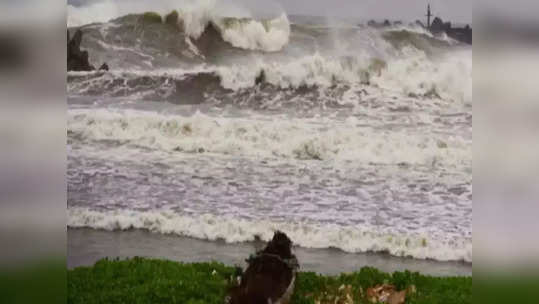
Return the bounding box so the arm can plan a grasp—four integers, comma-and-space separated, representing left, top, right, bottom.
67, 0, 472, 264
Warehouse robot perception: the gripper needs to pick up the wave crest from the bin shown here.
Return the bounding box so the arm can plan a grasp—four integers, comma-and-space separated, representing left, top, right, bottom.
164, 10, 290, 52
68, 108, 471, 167
67, 207, 472, 262
213, 14, 290, 52
68, 0, 290, 52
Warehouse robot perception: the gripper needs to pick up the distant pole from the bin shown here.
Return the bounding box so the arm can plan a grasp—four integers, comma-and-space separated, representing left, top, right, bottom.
426, 4, 432, 29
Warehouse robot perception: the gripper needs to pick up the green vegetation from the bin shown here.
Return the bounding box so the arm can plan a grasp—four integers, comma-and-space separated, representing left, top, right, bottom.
141, 12, 163, 24
68, 258, 232, 304
293, 267, 471, 304
68, 257, 471, 304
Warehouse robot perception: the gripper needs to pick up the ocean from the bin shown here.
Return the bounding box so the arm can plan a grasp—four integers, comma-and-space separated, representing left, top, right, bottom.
67, 0, 472, 267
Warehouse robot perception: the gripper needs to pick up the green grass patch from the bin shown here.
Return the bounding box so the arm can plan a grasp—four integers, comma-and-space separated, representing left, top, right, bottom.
141, 12, 163, 24
68, 257, 471, 304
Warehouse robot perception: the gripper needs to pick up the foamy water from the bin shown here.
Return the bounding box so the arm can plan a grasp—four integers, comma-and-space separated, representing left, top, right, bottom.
68, 207, 471, 262
67, 0, 472, 263
68, 108, 470, 166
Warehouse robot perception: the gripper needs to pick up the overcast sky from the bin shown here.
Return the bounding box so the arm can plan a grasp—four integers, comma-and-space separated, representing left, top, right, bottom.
68, 0, 472, 24
272, 0, 471, 24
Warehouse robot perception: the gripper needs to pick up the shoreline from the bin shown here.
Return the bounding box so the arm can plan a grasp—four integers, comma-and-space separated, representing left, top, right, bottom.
68, 228, 471, 276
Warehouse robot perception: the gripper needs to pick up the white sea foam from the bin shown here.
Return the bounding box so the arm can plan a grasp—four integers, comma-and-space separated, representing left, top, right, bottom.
213, 48, 470, 103
162, 1, 290, 52
67, 207, 472, 262
68, 108, 470, 167
78, 45, 469, 104
371, 47, 472, 104
213, 14, 290, 52
68, 1, 469, 100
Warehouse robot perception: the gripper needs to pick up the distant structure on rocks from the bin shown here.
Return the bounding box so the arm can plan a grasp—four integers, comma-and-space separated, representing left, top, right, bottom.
363, 3, 472, 45
426, 4, 433, 29
425, 3, 472, 44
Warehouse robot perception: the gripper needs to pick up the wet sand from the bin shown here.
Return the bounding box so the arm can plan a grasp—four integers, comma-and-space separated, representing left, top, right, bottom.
68, 228, 471, 276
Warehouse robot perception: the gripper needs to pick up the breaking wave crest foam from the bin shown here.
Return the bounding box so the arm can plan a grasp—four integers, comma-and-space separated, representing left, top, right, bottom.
67, 207, 472, 262
68, 109, 471, 166
68, 0, 290, 52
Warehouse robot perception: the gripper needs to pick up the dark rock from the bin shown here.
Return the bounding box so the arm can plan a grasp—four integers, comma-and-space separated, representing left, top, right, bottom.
447, 24, 472, 44
430, 17, 445, 34
428, 17, 472, 45
70, 29, 82, 50
255, 69, 265, 85
192, 22, 225, 57
228, 231, 298, 304
444, 21, 452, 32
99, 63, 109, 71
67, 29, 109, 71
67, 29, 94, 71
367, 20, 393, 28
165, 10, 179, 27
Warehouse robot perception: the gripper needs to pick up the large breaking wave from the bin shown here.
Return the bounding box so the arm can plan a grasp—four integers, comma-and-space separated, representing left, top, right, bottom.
67, 3, 472, 105
68, 0, 290, 52
67, 49, 471, 105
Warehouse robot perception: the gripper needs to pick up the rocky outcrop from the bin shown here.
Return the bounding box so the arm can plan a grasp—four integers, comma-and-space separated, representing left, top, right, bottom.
429, 17, 472, 45
164, 10, 179, 27
448, 24, 472, 45
255, 69, 266, 86
367, 20, 393, 28
67, 29, 109, 71
366, 20, 406, 28
430, 17, 450, 34
98, 63, 109, 71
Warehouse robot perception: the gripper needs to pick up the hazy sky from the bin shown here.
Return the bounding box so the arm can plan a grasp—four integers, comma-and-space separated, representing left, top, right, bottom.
272, 0, 471, 24
68, 0, 472, 24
